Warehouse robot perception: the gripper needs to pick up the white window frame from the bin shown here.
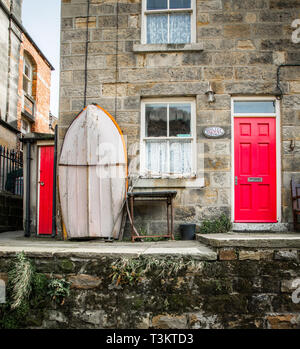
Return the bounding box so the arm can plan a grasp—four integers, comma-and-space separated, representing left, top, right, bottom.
140, 97, 197, 178
141, 0, 196, 45
231, 96, 281, 223
23, 57, 33, 96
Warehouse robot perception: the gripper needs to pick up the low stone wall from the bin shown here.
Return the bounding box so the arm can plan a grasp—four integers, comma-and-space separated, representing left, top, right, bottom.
0, 248, 300, 329
0, 192, 23, 232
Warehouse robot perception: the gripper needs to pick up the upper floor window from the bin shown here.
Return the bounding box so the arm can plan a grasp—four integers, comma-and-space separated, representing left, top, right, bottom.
23, 57, 33, 96
142, 0, 196, 44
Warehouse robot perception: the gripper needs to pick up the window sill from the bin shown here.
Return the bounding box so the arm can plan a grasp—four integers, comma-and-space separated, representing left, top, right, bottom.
133, 43, 203, 53
134, 177, 205, 189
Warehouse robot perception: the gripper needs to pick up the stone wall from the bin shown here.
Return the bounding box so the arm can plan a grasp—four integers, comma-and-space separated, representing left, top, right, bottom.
59, 0, 300, 235
1, 249, 300, 329
0, 6, 9, 122
0, 124, 18, 150
0, 1, 22, 131
0, 192, 23, 232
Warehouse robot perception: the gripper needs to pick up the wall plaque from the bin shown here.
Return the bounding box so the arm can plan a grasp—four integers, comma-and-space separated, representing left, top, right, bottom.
203, 127, 225, 138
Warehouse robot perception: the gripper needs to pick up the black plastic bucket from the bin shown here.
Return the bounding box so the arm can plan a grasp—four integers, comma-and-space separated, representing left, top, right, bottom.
180, 224, 196, 240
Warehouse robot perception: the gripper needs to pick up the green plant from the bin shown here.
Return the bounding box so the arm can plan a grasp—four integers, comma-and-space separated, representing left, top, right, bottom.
142, 237, 166, 242
138, 227, 147, 236
110, 258, 144, 286
47, 278, 71, 305
0, 252, 39, 328
199, 214, 232, 234
0, 252, 71, 328
8, 252, 34, 309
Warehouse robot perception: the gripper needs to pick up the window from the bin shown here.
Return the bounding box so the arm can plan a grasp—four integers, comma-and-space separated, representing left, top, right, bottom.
233, 100, 276, 115
142, 0, 196, 44
21, 119, 31, 134
23, 57, 33, 96
141, 99, 196, 177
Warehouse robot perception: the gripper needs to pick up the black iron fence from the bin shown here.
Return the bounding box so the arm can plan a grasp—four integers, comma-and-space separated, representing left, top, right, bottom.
0, 146, 23, 197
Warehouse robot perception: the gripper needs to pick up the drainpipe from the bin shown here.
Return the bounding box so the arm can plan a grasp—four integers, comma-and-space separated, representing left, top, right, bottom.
51, 125, 58, 238
24, 139, 32, 237
276, 64, 300, 99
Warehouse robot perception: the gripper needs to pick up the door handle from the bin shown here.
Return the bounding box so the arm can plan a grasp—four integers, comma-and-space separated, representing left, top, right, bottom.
39, 181, 45, 186
235, 176, 238, 185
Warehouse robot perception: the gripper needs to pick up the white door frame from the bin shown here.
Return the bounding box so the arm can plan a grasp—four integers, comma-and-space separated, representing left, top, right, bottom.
36, 143, 54, 235
37, 146, 42, 235
231, 96, 281, 223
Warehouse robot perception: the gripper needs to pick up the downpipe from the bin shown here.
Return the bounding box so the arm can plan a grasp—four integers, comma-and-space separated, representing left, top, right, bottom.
24, 140, 32, 237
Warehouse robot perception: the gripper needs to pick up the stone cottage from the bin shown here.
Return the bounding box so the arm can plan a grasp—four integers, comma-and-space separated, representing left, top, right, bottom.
59, 0, 300, 237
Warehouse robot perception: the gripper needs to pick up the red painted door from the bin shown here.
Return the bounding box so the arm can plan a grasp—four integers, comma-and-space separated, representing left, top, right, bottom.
234, 118, 277, 222
38, 146, 54, 235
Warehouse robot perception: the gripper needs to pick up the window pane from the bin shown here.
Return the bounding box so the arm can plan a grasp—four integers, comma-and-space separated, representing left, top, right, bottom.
23, 77, 28, 93
169, 14, 191, 43
234, 101, 276, 114
146, 141, 168, 174
169, 104, 191, 137
147, 0, 167, 10
170, 0, 191, 9
170, 141, 192, 174
147, 15, 168, 44
145, 104, 167, 137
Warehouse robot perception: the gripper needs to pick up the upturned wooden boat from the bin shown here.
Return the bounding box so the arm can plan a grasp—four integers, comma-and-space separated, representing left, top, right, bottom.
59, 104, 127, 239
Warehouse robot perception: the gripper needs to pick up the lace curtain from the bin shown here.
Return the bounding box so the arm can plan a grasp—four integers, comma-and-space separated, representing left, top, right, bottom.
146, 141, 192, 175
147, 14, 191, 44
170, 141, 191, 174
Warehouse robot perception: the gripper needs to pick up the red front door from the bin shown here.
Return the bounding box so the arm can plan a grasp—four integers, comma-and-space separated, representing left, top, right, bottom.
234, 117, 277, 222
38, 146, 54, 235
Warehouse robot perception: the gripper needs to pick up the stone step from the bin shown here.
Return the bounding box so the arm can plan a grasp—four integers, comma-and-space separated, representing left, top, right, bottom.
196, 232, 300, 249
232, 223, 289, 233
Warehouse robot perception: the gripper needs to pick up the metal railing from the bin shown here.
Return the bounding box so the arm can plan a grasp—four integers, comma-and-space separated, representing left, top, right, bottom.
0, 146, 23, 197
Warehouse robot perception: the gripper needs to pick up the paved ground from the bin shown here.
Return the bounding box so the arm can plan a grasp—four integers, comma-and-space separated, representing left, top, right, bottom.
0, 231, 217, 260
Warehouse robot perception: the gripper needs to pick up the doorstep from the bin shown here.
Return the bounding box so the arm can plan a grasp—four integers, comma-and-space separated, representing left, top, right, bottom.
196, 232, 300, 249
232, 223, 289, 232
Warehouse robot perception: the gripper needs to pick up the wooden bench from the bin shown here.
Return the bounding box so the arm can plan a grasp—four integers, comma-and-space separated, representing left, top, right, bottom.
291, 177, 300, 231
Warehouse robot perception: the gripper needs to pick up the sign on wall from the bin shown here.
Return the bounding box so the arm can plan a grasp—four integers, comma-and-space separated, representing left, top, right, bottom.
203, 127, 225, 139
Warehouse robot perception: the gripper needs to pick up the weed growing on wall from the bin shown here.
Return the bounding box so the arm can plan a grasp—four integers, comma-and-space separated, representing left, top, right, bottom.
47, 278, 71, 306
110, 256, 203, 287
0, 252, 71, 329
8, 251, 33, 309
